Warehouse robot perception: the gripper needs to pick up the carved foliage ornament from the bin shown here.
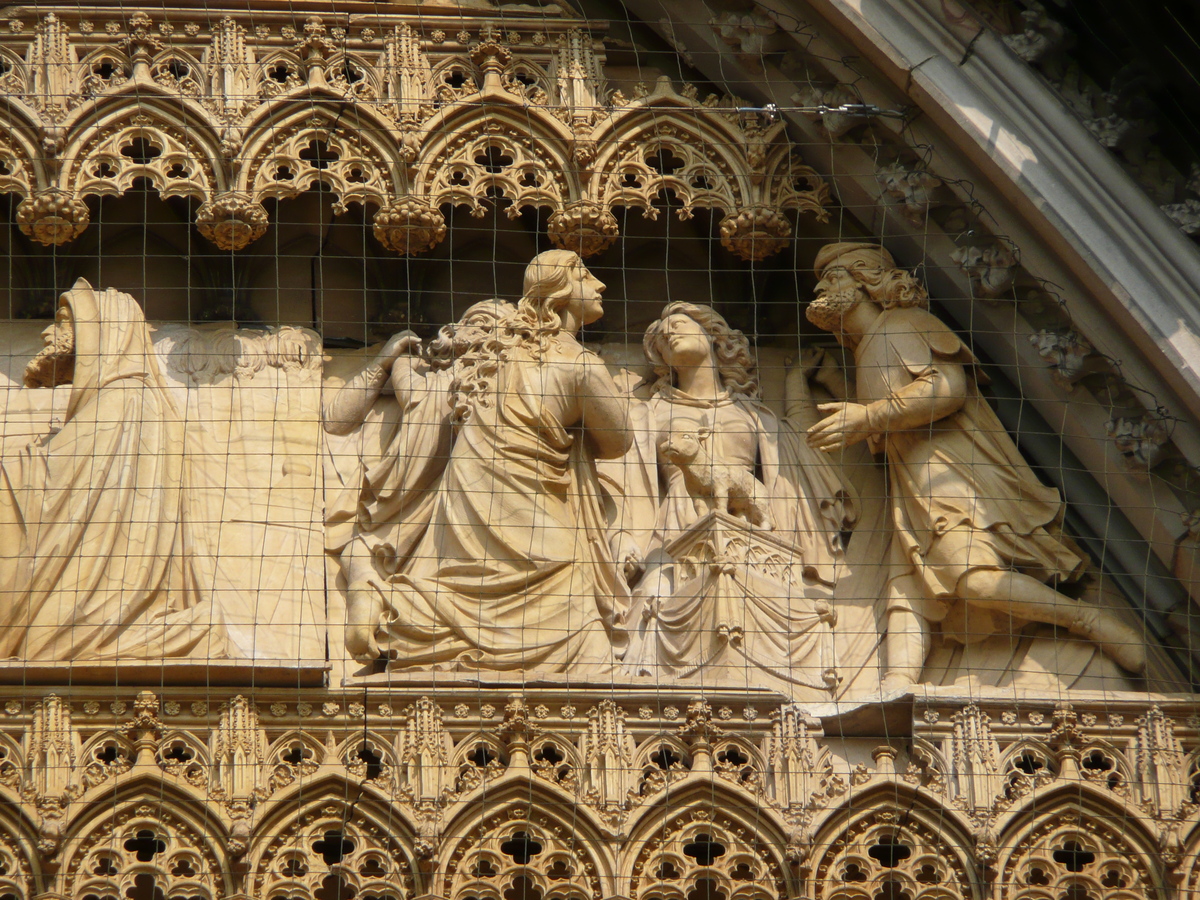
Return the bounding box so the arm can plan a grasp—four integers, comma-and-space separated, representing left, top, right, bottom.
0, 13, 829, 260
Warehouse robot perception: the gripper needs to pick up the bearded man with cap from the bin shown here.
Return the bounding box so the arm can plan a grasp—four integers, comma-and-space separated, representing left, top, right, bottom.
804, 241, 1146, 688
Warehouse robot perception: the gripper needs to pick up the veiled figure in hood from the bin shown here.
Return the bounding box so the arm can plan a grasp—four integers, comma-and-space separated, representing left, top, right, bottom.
0, 279, 238, 662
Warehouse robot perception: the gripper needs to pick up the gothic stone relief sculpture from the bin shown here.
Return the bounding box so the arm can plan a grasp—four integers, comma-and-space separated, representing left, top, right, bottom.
326, 265, 891, 695
325, 251, 634, 674
804, 242, 1148, 688
0, 289, 327, 665
0, 281, 238, 662
324, 247, 1158, 693
616, 303, 857, 694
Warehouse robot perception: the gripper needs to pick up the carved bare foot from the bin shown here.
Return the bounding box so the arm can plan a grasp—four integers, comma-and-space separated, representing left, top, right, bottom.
1071, 607, 1147, 674
346, 582, 384, 663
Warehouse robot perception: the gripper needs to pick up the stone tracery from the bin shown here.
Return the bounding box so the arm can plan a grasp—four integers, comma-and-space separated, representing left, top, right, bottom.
0, 5, 1196, 900
0, 693, 1181, 900
0, 12, 828, 261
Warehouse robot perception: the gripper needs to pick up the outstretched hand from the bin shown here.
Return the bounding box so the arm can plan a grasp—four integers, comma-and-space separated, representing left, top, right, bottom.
807, 401, 871, 452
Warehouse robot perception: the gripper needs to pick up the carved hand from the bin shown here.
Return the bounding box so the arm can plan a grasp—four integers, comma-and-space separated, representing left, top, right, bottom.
795, 345, 826, 378
610, 532, 645, 586
806, 401, 872, 452
376, 330, 422, 372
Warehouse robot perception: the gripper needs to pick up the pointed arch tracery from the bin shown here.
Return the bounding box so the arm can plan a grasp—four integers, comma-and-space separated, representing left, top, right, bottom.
621, 789, 792, 900
0, 806, 39, 900
0, 11, 836, 259
587, 96, 828, 260
439, 799, 607, 900
411, 101, 576, 218
56, 97, 222, 202
591, 103, 745, 219
807, 789, 979, 900
246, 794, 419, 900
59, 792, 231, 900
995, 799, 1164, 900
238, 104, 406, 211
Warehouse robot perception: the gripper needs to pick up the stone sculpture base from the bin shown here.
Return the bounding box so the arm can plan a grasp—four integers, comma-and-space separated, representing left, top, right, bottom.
625, 510, 839, 693
0, 659, 330, 687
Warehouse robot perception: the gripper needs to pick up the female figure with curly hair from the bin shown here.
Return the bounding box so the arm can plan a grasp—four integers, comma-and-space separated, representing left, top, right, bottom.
355, 250, 635, 673
624, 301, 855, 692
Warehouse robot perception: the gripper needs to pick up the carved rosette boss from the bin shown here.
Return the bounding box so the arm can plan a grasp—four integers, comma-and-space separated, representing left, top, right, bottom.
373, 198, 448, 255
195, 192, 270, 251
547, 200, 619, 258
16, 189, 90, 246
719, 205, 792, 261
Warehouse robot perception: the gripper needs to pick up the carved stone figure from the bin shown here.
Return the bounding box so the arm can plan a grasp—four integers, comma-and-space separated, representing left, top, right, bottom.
329, 250, 633, 673
804, 242, 1147, 687
619, 302, 854, 692
0, 280, 238, 662
324, 299, 514, 660
657, 425, 776, 530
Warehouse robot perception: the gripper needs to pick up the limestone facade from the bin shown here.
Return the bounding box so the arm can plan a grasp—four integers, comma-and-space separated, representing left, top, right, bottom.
0, 2, 1198, 900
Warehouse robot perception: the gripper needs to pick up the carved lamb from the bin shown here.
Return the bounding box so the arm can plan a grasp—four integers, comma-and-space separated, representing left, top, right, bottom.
658, 426, 775, 530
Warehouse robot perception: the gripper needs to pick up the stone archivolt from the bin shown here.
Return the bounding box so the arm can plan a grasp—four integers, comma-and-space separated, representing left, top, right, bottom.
0, 692, 1184, 900
0, 11, 827, 260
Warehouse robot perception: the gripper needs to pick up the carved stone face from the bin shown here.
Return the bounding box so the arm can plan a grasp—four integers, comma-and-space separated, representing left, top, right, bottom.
658, 313, 713, 368
808, 266, 867, 333
659, 430, 703, 464
24, 302, 76, 388
563, 261, 606, 326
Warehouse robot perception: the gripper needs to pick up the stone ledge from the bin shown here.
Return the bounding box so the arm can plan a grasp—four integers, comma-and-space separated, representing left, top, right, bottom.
0, 659, 330, 687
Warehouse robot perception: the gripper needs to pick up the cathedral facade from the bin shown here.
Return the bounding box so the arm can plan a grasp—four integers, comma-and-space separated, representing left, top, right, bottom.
0, 3, 1197, 900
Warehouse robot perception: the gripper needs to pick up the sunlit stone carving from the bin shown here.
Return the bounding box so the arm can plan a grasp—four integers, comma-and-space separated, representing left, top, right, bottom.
617, 302, 854, 693
805, 242, 1148, 688
325, 251, 634, 673
0, 281, 238, 662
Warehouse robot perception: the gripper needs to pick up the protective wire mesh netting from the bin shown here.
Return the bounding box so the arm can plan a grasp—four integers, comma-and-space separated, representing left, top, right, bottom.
0, 3, 1196, 900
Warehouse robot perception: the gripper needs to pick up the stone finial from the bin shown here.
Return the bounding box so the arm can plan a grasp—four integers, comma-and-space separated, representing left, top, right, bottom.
16, 189, 89, 245
373, 199, 447, 255
580, 700, 636, 807
196, 192, 270, 251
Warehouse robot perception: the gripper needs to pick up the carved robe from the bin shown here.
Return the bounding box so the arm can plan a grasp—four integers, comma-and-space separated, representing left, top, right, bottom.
325, 362, 455, 583
377, 338, 627, 672
856, 305, 1086, 639
647, 388, 848, 583
0, 283, 237, 662
621, 388, 852, 692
